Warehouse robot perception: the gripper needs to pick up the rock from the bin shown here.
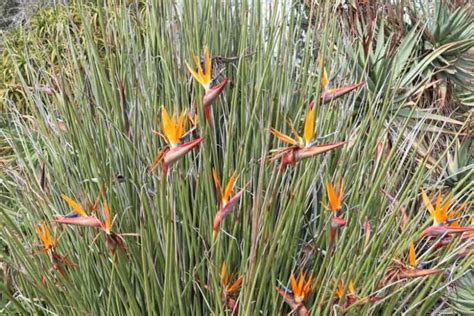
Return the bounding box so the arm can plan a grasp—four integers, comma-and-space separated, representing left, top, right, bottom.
0, 0, 22, 30
0, 0, 51, 30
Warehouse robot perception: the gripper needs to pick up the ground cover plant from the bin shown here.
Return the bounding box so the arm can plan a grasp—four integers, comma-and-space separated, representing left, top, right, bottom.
1, 0, 473, 314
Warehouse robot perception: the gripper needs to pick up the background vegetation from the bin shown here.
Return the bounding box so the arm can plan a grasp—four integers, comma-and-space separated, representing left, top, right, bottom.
1, 0, 472, 314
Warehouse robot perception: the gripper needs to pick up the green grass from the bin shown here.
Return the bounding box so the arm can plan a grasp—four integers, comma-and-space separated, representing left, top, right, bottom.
1, 0, 473, 314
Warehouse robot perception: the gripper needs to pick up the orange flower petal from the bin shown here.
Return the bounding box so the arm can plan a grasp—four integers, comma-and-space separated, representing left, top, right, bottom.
148, 147, 169, 174
228, 276, 243, 293
36, 223, 53, 249
193, 54, 203, 77
317, 56, 329, 89
61, 194, 87, 217
303, 106, 315, 144
212, 168, 223, 202
173, 111, 187, 144
348, 280, 355, 295
223, 173, 237, 203
204, 47, 212, 85
187, 49, 212, 89
336, 280, 344, 299
303, 273, 313, 297
220, 262, 228, 286
104, 201, 112, 234
297, 272, 305, 294
421, 190, 434, 214
409, 240, 416, 267
270, 128, 298, 146
325, 182, 340, 213
186, 62, 204, 85
290, 273, 298, 296
161, 106, 175, 145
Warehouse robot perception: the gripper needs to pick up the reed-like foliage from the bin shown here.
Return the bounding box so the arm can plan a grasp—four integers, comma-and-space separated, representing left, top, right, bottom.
1, 0, 472, 314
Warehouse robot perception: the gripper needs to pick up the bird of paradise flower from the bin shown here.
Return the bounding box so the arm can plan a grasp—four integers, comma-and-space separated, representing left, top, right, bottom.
276, 271, 313, 316
186, 47, 229, 125
35, 223, 76, 283
149, 106, 204, 175
269, 103, 347, 170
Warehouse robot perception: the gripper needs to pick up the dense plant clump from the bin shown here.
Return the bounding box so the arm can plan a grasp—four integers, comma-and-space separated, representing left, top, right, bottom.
1, 0, 472, 314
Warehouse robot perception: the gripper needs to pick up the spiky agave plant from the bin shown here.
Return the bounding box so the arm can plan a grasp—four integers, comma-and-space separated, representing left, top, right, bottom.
442, 138, 473, 187
407, 1, 474, 108
445, 270, 474, 314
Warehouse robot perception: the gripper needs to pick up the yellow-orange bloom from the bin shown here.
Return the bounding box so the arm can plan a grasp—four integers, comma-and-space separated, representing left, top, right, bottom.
220, 263, 243, 294
212, 169, 237, 207
101, 202, 127, 255
447, 203, 465, 227
161, 106, 187, 147
334, 279, 361, 308
270, 105, 316, 148
317, 55, 365, 104
186, 47, 212, 90
348, 280, 355, 295
270, 128, 299, 146
303, 106, 315, 146
36, 223, 56, 250
149, 107, 204, 174
325, 180, 344, 214
212, 169, 247, 236
421, 190, 452, 226
269, 103, 346, 170
336, 279, 356, 300
317, 55, 329, 90
290, 272, 313, 303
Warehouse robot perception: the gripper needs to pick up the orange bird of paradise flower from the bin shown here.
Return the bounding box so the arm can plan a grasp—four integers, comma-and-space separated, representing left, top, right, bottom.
212, 169, 247, 238
55, 193, 128, 255
220, 263, 243, 314
149, 106, 204, 175
420, 190, 474, 237
383, 240, 443, 285
334, 279, 381, 309
318, 57, 365, 104
323, 180, 347, 250
433, 204, 472, 255
35, 223, 75, 279
335, 279, 382, 309
335, 279, 358, 308
99, 201, 127, 255
186, 47, 229, 125
276, 271, 313, 316
269, 103, 347, 170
